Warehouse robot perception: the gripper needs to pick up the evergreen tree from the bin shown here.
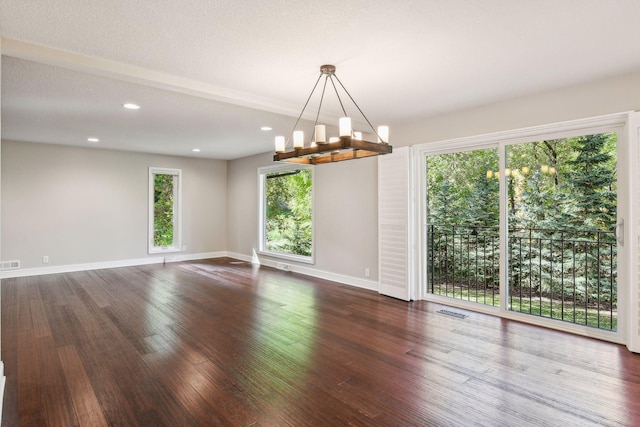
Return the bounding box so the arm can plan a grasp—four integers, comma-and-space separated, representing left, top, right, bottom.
427, 179, 458, 282
466, 174, 499, 228
568, 133, 617, 231
566, 133, 617, 304
465, 173, 500, 291
428, 179, 459, 226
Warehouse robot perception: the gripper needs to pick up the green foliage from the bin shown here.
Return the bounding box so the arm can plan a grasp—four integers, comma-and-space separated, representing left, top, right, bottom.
265, 169, 312, 256
426, 133, 618, 327
427, 150, 501, 301
427, 149, 499, 227
467, 173, 500, 228
568, 134, 617, 230
153, 174, 175, 247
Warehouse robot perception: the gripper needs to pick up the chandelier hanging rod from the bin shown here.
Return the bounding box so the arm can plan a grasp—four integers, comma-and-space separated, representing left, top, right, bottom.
330, 72, 382, 142
285, 73, 324, 148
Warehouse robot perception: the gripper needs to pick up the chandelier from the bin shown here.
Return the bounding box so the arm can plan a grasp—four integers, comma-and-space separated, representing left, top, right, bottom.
273, 65, 392, 164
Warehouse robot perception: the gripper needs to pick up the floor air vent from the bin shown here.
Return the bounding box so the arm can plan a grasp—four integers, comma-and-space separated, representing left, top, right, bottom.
437, 309, 468, 319
1, 260, 21, 270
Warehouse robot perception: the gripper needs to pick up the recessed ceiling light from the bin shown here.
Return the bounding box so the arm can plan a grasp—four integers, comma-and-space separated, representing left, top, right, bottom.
261, 126, 272, 131
87, 137, 99, 142
192, 148, 201, 152
123, 103, 140, 110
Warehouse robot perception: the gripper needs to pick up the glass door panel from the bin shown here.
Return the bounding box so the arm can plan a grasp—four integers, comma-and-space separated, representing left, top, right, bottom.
506, 133, 617, 330
426, 148, 500, 306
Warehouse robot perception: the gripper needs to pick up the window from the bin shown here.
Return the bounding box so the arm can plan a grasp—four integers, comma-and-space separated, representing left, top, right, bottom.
258, 165, 313, 263
149, 167, 182, 254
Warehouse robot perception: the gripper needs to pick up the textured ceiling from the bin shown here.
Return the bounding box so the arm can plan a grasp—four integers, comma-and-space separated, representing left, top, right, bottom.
1, 57, 302, 159
2, 0, 640, 159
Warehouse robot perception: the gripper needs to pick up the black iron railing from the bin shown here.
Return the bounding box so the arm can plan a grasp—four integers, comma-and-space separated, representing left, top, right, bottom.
427, 224, 617, 331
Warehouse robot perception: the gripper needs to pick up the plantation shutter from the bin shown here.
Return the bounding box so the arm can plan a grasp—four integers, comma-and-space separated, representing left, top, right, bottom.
378, 146, 413, 301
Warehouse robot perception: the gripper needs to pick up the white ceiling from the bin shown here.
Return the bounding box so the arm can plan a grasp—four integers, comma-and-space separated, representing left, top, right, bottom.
2, 0, 640, 159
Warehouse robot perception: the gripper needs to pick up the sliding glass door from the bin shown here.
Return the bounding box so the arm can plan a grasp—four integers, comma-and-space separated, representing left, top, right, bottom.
424, 128, 621, 335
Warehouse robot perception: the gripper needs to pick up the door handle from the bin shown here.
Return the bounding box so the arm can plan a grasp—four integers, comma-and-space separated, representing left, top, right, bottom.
615, 219, 624, 246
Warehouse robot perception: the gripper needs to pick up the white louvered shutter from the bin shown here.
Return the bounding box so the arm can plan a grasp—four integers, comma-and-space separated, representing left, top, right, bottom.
378, 146, 413, 301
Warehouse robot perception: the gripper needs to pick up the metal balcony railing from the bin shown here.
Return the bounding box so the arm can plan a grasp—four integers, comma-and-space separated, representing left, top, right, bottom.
427, 224, 617, 331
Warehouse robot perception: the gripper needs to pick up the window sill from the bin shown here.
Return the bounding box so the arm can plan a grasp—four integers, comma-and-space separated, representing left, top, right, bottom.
149, 246, 182, 255
258, 249, 314, 265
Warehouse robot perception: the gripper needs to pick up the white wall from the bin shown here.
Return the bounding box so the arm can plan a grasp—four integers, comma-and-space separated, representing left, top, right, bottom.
227, 152, 265, 259
393, 70, 640, 147
314, 157, 379, 280
1, 140, 227, 269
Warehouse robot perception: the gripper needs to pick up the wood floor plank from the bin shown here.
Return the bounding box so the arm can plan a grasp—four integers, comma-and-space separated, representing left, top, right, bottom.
57, 345, 109, 427
143, 349, 260, 426
2, 257, 640, 426
140, 352, 230, 426
66, 300, 158, 425
29, 298, 52, 339
15, 331, 47, 427
38, 274, 75, 306
35, 336, 78, 427
42, 299, 83, 348
66, 271, 112, 309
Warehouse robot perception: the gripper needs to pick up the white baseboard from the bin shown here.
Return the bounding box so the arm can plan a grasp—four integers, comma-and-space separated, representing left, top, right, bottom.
162, 251, 228, 263
0, 251, 228, 279
226, 251, 379, 292
0, 250, 378, 293
225, 252, 254, 263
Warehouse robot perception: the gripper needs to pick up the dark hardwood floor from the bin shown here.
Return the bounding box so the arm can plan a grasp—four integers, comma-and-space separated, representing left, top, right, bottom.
2, 258, 639, 426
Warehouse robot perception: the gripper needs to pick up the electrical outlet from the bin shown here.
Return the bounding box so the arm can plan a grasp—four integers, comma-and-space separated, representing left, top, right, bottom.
43, 256, 49, 263
364, 268, 370, 278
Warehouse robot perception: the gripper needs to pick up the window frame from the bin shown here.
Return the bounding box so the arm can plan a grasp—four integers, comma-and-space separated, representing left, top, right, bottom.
258, 163, 314, 264
148, 167, 183, 254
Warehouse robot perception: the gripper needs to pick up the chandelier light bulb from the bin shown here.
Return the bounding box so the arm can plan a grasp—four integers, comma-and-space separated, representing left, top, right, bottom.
315, 125, 326, 144
339, 117, 352, 137
293, 131, 304, 149
377, 126, 389, 143
275, 136, 286, 153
